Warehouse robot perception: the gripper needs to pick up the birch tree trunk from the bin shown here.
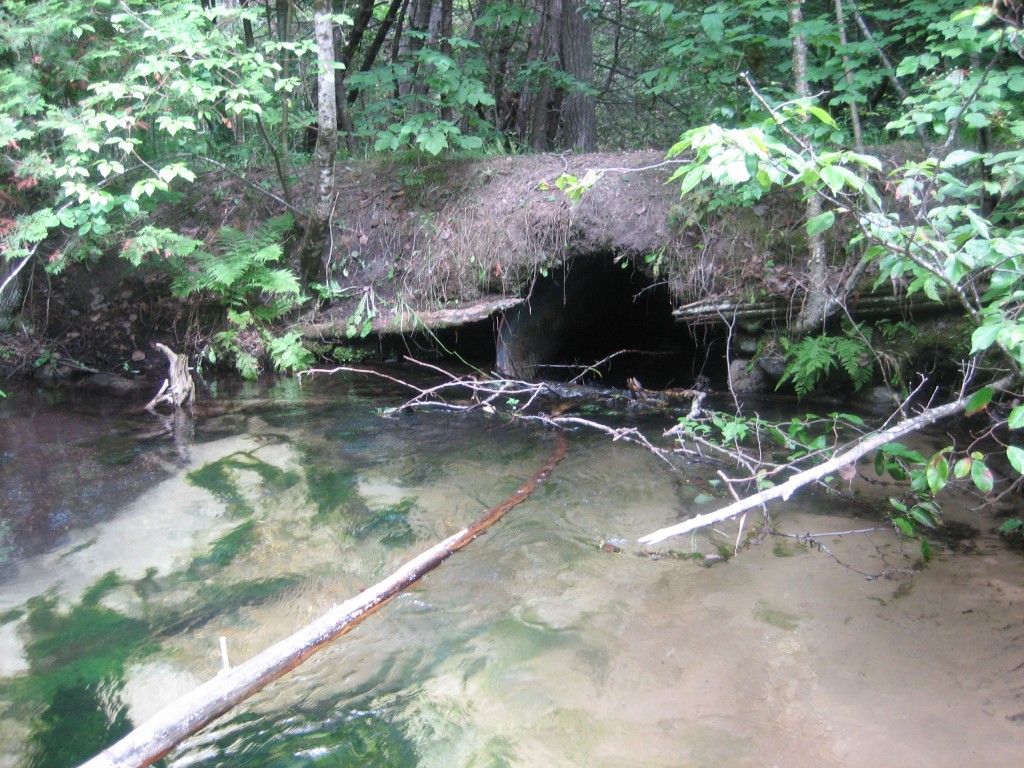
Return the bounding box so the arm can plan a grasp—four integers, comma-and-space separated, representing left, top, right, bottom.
297, 0, 340, 291
789, 0, 833, 335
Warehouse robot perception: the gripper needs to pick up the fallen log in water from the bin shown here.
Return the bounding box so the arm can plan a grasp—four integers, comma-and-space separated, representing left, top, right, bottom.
79, 432, 567, 768
638, 378, 1013, 546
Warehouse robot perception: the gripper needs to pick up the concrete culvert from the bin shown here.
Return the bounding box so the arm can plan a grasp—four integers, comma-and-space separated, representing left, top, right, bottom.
494, 253, 722, 388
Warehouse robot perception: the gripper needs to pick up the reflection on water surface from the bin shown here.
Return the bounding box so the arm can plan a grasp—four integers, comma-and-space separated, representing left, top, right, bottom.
0, 374, 1022, 767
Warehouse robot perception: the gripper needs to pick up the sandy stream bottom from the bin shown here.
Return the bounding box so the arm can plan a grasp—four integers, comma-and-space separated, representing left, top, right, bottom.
1, 420, 1022, 768
161, 442, 1024, 768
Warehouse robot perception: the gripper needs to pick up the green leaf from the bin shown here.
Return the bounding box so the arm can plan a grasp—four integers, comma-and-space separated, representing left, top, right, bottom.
925, 456, 948, 495
920, 538, 933, 562
806, 211, 835, 237
819, 164, 863, 193
677, 165, 709, 196
944, 149, 981, 166
1008, 405, 1024, 430
970, 323, 1001, 353
909, 506, 939, 529
1007, 445, 1024, 475
700, 12, 725, 41
417, 128, 448, 156
723, 160, 751, 184
807, 106, 837, 128
893, 517, 914, 536
998, 518, 1023, 533
953, 457, 972, 479
882, 443, 926, 463
964, 387, 993, 415
971, 459, 994, 493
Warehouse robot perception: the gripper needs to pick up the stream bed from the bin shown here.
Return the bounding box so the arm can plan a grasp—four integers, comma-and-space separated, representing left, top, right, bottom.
1, 373, 1022, 767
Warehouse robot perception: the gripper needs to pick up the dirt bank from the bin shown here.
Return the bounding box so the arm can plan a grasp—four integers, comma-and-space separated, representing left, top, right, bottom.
0, 150, 885, 385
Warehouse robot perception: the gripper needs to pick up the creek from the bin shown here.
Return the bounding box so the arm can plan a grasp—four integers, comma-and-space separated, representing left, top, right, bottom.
0, 372, 1022, 767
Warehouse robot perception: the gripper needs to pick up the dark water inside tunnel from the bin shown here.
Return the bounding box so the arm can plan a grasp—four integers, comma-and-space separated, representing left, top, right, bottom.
488, 254, 726, 388
0, 375, 1022, 767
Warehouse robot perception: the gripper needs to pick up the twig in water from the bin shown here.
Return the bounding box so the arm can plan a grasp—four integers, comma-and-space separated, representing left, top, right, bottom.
770, 528, 914, 580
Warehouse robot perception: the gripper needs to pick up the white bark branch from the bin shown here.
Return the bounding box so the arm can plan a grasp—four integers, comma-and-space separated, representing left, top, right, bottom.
638, 380, 1012, 546
78, 531, 466, 768
78, 434, 566, 768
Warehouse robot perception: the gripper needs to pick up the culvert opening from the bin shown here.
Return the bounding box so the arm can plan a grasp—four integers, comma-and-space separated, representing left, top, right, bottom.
494, 254, 726, 389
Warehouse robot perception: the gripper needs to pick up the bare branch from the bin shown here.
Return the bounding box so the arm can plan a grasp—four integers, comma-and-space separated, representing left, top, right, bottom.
638, 377, 1014, 546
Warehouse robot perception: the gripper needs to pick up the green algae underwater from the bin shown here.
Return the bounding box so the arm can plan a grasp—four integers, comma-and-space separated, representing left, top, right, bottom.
2, 376, 1023, 768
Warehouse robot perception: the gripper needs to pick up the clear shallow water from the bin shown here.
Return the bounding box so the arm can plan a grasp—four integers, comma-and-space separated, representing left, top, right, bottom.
1, 374, 1022, 767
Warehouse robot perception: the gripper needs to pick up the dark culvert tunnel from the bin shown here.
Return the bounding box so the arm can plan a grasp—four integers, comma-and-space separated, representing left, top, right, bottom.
491, 253, 726, 390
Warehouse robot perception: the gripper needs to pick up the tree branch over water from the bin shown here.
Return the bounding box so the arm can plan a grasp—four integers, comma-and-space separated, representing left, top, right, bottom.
638, 377, 1014, 546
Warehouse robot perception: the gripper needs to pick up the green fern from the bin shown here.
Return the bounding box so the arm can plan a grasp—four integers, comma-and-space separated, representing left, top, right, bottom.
835, 336, 874, 391
170, 214, 300, 312
266, 331, 314, 372
777, 331, 873, 397
169, 214, 313, 377
215, 215, 293, 255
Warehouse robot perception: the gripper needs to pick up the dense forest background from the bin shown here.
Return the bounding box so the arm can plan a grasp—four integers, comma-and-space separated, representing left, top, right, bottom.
3, 1, 1020, 292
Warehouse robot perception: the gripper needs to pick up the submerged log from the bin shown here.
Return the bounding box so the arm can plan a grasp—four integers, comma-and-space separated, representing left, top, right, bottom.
144, 344, 195, 411
78, 432, 567, 768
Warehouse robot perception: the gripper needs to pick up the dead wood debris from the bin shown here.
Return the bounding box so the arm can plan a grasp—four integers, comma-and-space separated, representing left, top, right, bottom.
145, 343, 195, 411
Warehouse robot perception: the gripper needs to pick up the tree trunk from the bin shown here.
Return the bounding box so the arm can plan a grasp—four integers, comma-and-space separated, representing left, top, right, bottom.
399, 0, 435, 100
0, 254, 28, 331
833, 0, 863, 152
333, 0, 374, 149
789, 0, 832, 335
439, 0, 454, 123
274, 0, 293, 156
560, 0, 596, 151
350, 0, 407, 106
516, 0, 595, 151
297, 0, 340, 291
145, 344, 196, 411
519, 0, 563, 150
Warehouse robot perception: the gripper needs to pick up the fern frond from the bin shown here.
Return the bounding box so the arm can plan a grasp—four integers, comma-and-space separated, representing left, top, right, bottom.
204, 255, 250, 287
778, 336, 834, 397
215, 214, 294, 258
835, 337, 873, 391
247, 243, 284, 264
260, 214, 295, 243
778, 332, 875, 397
215, 226, 249, 255
255, 267, 301, 295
